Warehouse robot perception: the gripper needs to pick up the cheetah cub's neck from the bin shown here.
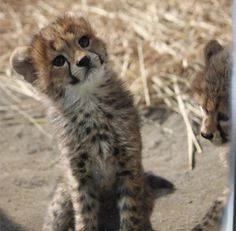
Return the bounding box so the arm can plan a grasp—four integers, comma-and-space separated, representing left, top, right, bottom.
62, 64, 107, 108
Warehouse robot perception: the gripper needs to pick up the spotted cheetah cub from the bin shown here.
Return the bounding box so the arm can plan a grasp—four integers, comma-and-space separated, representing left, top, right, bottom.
11, 15, 154, 231
192, 39, 231, 231
193, 39, 231, 145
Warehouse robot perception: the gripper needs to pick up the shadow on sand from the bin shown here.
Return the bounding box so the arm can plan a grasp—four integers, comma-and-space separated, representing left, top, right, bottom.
0, 174, 174, 231
0, 209, 25, 231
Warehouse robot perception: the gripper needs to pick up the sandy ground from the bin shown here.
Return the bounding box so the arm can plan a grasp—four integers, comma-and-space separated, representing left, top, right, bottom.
0, 100, 228, 231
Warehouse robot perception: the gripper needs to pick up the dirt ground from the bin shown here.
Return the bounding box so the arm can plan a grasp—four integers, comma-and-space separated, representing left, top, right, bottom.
0, 0, 231, 230
0, 97, 228, 231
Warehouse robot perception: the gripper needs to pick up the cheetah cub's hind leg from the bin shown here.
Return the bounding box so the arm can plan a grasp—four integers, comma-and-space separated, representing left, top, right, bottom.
42, 179, 74, 231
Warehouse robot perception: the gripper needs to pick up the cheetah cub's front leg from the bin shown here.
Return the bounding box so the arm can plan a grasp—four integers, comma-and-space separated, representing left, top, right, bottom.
67, 166, 99, 231
42, 179, 74, 231
117, 160, 153, 231
118, 175, 147, 231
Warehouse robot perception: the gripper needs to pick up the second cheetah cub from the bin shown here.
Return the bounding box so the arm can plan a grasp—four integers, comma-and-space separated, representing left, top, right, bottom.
10, 15, 154, 231
193, 39, 231, 145
191, 39, 231, 231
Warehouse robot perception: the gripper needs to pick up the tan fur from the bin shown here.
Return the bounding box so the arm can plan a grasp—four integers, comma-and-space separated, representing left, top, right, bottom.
11, 15, 154, 231
191, 40, 231, 231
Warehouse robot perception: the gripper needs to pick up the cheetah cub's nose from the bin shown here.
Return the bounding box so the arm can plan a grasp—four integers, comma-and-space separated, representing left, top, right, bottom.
201, 132, 214, 140
76, 56, 91, 67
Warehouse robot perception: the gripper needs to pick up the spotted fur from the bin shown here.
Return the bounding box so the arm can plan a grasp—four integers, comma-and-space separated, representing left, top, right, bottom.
11, 14, 154, 231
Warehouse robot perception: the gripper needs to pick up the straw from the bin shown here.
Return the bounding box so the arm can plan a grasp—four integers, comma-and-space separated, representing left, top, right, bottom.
0, 0, 231, 169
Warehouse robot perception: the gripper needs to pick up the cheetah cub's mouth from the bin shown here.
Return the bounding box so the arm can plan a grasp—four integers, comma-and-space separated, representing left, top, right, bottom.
70, 52, 104, 85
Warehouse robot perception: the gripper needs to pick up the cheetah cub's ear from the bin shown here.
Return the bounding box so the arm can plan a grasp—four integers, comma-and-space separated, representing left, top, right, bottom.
204, 39, 223, 64
10, 46, 37, 84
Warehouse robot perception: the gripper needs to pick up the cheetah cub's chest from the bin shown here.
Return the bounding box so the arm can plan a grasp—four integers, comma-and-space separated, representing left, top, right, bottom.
62, 96, 119, 190
92, 154, 117, 190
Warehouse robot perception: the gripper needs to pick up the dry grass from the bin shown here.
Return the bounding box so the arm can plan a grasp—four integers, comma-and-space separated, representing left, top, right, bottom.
0, 0, 232, 168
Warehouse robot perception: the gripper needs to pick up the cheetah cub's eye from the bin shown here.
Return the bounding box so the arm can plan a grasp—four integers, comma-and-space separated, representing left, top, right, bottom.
78, 36, 90, 48
52, 55, 66, 67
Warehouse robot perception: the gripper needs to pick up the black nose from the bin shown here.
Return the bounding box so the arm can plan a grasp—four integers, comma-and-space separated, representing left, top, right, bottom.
201, 132, 214, 140
76, 56, 90, 67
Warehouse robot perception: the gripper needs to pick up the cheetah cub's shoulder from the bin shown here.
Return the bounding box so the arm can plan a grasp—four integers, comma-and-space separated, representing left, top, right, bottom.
11, 15, 154, 231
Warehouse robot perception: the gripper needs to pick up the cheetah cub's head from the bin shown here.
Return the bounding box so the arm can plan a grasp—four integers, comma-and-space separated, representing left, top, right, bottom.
10, 15, 107, 100
193, 40, 231, 145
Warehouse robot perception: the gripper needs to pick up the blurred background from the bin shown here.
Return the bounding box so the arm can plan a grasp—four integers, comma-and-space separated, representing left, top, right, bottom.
0, 0, 232, 230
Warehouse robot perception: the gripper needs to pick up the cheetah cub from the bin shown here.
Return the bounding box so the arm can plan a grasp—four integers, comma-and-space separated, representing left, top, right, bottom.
192, 39, 231, 231
11, 15, 154, 231
193, 39, 231, 145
